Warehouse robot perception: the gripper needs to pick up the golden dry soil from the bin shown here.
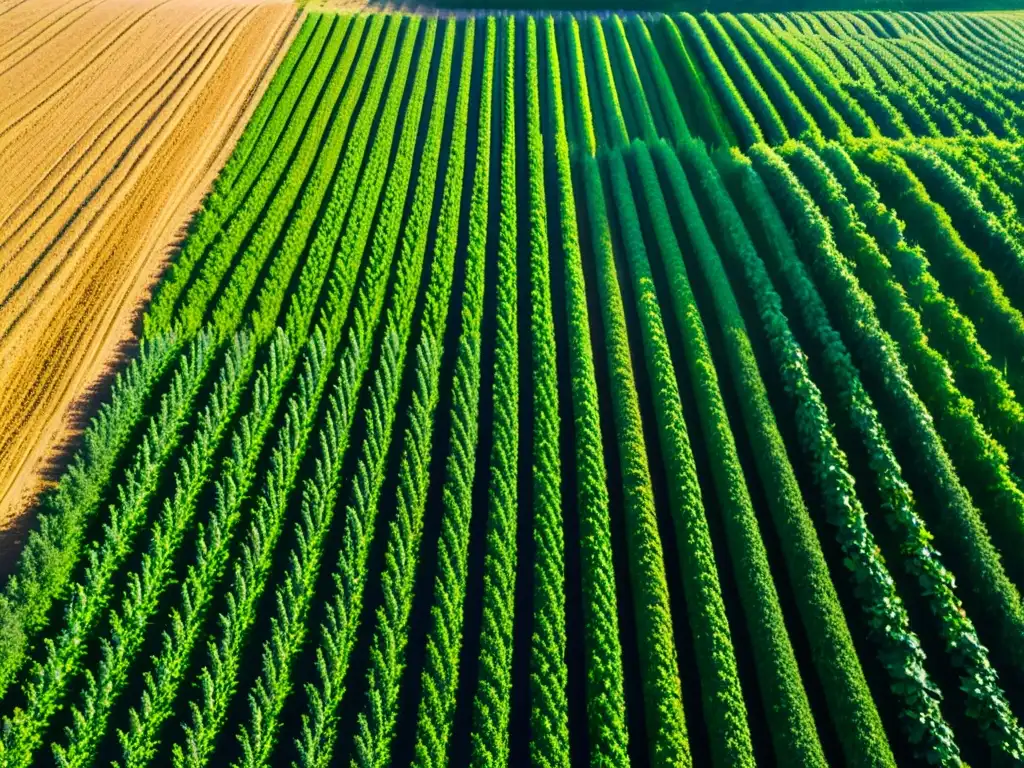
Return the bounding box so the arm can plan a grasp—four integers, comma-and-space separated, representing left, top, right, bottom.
0, 0, 298, 550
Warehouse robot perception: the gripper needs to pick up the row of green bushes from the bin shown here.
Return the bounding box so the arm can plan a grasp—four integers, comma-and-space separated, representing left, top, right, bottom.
411, 18, 496, 767
469, 17, 521, 765
543, 16, 630, 765
167, 17, 417, 767
525, 16, 570, 768
142, 14, 323, 338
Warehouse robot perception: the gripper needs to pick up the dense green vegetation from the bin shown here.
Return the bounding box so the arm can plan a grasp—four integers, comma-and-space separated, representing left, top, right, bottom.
3, 9, 1024, 768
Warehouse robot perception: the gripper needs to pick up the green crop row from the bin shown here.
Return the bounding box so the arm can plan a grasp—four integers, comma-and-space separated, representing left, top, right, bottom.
3, 10, 1023, 768
626, 17, 691, 144
1, 332, 216, 768
168, 17, 416, 768
116, 329, 297, 768
111, 17, 397, 765
273, 13, 390, 348
204, 16, 359, 343
579, 150, 689, 768
525, 16, 570, 768
714, 14, 821, 140
606, 147, 754, 768
167, 16, 347, 341
216, 14, 317, 196
674, 140, 896, 768
237, 18, 446, 768
143, 14, 326, 337
0, 333, 175, 700
543, 16, 630, 766
738, 144, 963, 764
690, 13, 788, 144
330, 17, 458, 768
779, 140, 1024, 760
53, 331, 258, 768
818, 143, 1024, 464
737, 14, 873, 139
410, 18, 496, 768
469, 18, 520, 766
632, 138, 825, 768
237, 17, 440, 768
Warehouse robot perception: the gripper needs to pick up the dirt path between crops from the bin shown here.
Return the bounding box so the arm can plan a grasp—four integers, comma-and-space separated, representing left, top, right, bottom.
0, 0, 299, 565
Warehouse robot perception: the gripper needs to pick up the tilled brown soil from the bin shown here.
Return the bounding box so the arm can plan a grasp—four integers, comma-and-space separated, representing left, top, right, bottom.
0, 0, 299, 556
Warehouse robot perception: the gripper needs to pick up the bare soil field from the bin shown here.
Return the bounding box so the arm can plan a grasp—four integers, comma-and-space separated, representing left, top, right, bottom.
0, 0, 298, 552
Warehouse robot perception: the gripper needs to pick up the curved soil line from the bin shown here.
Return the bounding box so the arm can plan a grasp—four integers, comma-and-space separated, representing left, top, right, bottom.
0, 0, 300, 572
0, 0, 174, 137
0, 7, 221, 243
0, 8, 242, 320
0, 6, 249, 350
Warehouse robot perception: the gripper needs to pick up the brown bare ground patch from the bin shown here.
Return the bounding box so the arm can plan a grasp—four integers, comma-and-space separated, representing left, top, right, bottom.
302, 0, 369, 11
0, 0, 299, 563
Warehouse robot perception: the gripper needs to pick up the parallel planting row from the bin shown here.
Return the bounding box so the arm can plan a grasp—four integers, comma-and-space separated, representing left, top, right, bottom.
1, 9, 1023, 768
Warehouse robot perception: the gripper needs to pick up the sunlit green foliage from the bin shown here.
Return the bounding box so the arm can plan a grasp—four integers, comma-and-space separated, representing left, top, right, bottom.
3, 11, 1023, 768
